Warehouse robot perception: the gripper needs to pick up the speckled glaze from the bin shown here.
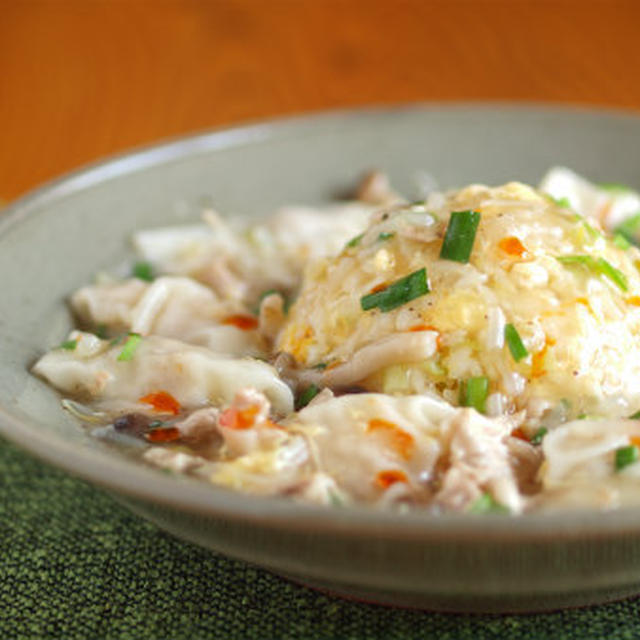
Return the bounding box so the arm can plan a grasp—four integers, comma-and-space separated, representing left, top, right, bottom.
3, 104, 640, 612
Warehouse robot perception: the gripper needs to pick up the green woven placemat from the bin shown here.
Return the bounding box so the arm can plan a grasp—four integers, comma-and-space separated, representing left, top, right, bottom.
1, 437, 639, 640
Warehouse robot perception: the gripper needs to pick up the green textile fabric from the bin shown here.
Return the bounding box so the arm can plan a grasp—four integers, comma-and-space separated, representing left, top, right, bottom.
1, 438, 640, 640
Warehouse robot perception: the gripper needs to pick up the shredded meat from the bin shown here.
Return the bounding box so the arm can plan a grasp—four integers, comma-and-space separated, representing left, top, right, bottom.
356, 170, 399, 206
198, 257, 248, 300
71, 279, 147, 330
433, 409, 522, 513
217, 389, 284, 458
271, 351, 306, 391
175, 407, 220, 446
258, 292, 286, 342
507, 436, 543, 495
321, 332, 438, 388
397, 225, 440, 244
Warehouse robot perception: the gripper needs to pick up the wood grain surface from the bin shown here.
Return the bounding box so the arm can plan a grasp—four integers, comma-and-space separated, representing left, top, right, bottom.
2, 0, 640, 201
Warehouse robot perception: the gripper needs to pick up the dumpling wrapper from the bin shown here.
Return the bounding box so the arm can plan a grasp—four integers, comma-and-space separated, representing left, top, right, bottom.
209, 392, 521, 511
33, 332, 293, 416
72, 276, 264, 357
537, 418, 640, 510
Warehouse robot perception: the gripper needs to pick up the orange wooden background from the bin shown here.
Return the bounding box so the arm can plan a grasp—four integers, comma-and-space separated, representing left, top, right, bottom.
2, 0, 640, 202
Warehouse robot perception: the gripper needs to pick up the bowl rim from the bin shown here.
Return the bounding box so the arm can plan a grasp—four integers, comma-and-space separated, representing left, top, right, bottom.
4, 100, 640, 539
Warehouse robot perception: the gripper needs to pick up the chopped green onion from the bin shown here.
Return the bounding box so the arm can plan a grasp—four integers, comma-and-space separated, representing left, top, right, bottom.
599, 182, 632, 194
410, 199, 426, 206
345, 233, 364, 249
583, 221, 602, 240
615, 213, 640, 246
132, 261, 154, 282
439, 210, 481, 263
148, 420, 165, 428
94, 324, 109, 340
557, 255, 628, 292
504, 324, 528, 362
571, 214, 602, 241
461, 376, 489, 414
615, 445, 639, 471
613, 233, 632, 250
312, 362, 327, 371
328, 490, 345, 507
468, 492, 509, 514
377, 231, 395, 241
59, 339, 78, 351
117, 333, 142, 362
558, 255, 592, 267
360, 268, 429, 313
629, 410, 640, 420
296, 384, 320, 410
595, 258, 628, 291
109, 334, 126, 347
530, 427, 548, 445
548, 195, 571, 208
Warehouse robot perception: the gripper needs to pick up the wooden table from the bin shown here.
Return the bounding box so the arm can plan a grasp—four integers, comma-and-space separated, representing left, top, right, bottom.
2, 0, 640, 202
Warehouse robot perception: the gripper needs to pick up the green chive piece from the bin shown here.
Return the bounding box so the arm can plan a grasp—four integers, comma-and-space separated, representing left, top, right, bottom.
599, 182, 632, 194
629, 410, 640, 420
583, 222, 602, 240
328, 490, 344, 507
59, 339, 78, 351
94, 324, 109, 340
557, 255, 628, 291
530, 427, 548, 445
548, 195, 571, 208
596, 257, 628, 291
132, 261, 154, 282
613, 233, 632, 250
296, 384, 320, 411
504, 324, 529, 362
440, 210, 481, 263
615, 213, 640, 246
117, 333, 142, 362
469, 492, 509, 514
312, 362, 327, 371
377, 231, 395, 241
571, 215, 602, 241
148, 420, 165, 428
615, 445, 639, 471
345, 233, 364, 249
557, 255, 592, 268
360, 268, 429, 313
461, 376, 489, 414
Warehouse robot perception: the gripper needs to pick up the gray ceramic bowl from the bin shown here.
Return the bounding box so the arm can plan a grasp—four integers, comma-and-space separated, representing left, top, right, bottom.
3, 104, 640, 613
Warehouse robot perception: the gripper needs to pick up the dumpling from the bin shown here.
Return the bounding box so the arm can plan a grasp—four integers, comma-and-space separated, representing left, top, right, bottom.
32, 332, 293, 416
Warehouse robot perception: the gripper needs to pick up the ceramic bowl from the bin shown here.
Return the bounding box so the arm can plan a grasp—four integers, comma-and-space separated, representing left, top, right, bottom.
3, 104, 640, 612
